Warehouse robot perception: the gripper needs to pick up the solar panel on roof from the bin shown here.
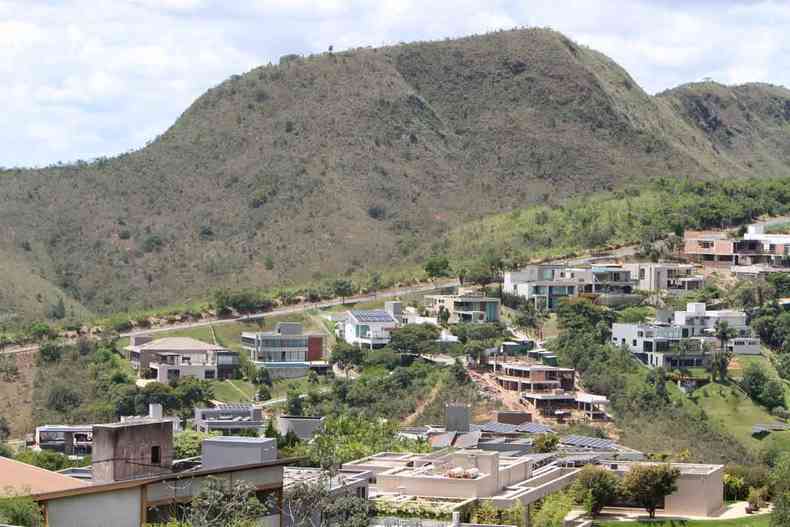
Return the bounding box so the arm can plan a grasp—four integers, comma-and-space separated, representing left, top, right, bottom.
352, 310, 395, 323
516, 422, 554, 434
561, 435, 616, 450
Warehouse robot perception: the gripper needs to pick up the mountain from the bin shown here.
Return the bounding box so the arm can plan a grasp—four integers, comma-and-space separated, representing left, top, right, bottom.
2, 28, 790, 321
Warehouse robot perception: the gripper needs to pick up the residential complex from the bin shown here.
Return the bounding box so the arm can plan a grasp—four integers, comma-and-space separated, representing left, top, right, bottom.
503, 265, 637, 309
622, 262, 704, 294
342, 450, 724, 519
125, 336, 239, 382
343, 309, 399, 348
424, 291, 501, 323
684, 224, 790, 267
612, 302, 761, 368
241, 322, 327, 379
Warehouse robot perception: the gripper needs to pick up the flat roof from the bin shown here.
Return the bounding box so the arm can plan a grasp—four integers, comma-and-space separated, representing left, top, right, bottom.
33, 457, 303, 502
126, 337, 227, 352
0, 457, 89, 496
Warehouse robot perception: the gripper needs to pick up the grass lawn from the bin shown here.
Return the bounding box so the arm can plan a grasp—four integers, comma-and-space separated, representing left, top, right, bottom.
690, 381, 790, 452
595, 516, 771, 527
210, 379, 256, 403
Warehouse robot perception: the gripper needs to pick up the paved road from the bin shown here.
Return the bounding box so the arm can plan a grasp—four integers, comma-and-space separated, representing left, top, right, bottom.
119, 279, 459, 339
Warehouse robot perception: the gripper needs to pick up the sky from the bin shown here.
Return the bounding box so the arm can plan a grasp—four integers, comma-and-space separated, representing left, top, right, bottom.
2, 0, 790, 167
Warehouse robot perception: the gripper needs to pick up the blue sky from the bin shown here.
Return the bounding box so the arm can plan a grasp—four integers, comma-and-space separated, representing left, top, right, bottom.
2, 0, 789, 167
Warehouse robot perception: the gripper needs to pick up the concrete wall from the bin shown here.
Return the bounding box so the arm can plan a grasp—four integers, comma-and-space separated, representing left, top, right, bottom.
277, 416, 325, 440
664, 467, 723, 517
201, 437, 277, 470
46, 487, 141, 527
92, 421, 173, 483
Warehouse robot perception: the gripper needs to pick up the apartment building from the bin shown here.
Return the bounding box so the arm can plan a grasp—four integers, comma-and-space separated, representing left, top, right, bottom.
343, 309, 399, 348
503, 265, 637, 310
424, 291, 501, 323
623, 262, 704, 294
125, 336, 239, 382
241, 322, 327, 379
612, 302, 761, 367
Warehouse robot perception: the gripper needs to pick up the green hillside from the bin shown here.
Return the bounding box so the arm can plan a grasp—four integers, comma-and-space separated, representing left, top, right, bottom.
3, 28, 790, 322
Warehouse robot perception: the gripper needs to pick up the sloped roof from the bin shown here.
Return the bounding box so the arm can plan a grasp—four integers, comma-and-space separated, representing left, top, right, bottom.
0, 457, 89, 496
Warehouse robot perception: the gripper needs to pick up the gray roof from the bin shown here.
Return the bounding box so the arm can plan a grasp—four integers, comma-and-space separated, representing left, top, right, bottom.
470, 421, 554, 435
350, 310, 397, 324
560, 435, 616, 450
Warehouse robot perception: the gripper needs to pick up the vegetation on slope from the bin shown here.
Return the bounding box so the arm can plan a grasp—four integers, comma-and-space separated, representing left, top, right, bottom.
3, 28, 790, 322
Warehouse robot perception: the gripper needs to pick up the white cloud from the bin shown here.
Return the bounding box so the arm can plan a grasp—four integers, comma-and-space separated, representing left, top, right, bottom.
2, 0, 790, 167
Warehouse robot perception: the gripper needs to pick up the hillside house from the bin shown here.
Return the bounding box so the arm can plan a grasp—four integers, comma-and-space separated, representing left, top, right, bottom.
623, 262, 704, 294
343, 309, 399, 349
125, 336, 239, 381
684, 225, 790, 267
241, 322, 327, 379
424, 292, 501, 323
194, 404, 266, 436
504, 265, 637, 310
612, 302, 761, 367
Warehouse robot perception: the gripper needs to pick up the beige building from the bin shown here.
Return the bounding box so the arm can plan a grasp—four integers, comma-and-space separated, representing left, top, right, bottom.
125, 336, 240, 381
343, 451, 724, 520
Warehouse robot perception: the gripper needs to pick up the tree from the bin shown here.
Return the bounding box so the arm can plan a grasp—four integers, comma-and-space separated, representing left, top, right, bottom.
48, 297, 66, 320
0, 492, 43, 527
616, 306, 650, 324
389, 324, 440, 355
714, 320, 737, 363
257, 385, 272, 402
451, 358, 469, 384
182, 477, 266, 527
424, 255, 451, 278
532, 491, 573, 527
173, 378, 214, 411
332, 279, 354, 302
286, 390, 304, 416
0, 416, 10, 441
760, 379, 785, 410
772, 492, 790, 527
174, 430, 219, 459
47, 382, 82, 414
14, 449, 79, 472
37, 341, 63, 364
533, 433, 559, 453
438, 306, 450, 326
620, 464, 680, 518
770, 452, 790, 496
330, 341, 364, 375
254, 367, 273, 387
571, 465, 620, 516
515, 301, 547, 335
281, 471, 370, 527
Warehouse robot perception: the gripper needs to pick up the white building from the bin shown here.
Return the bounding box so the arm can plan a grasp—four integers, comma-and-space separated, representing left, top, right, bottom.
343, 309, 399, 349
622, 262, 704, 294
612, 303, 761, 368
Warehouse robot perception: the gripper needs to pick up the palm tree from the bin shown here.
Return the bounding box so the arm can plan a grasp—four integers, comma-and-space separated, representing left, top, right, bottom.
713, 321, 737, 381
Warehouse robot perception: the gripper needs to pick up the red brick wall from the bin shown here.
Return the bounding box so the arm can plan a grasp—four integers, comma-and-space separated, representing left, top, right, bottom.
307, 336, 324, 361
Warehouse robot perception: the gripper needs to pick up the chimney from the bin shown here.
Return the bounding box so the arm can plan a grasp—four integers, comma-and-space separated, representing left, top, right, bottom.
149, 403, 163, 419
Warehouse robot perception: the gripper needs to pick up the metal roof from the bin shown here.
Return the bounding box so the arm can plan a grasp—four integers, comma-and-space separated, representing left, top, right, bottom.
560, 435, 616, 450
516, 422, 554, 434
470, 421, 553, 435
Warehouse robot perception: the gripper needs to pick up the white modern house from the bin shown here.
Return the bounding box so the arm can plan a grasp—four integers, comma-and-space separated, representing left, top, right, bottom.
343, 309, 399, 349
612, 302, 761, 368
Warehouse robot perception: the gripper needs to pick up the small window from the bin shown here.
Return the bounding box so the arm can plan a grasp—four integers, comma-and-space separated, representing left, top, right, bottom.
151, 446, 161, 464
205, 370, 216, 379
